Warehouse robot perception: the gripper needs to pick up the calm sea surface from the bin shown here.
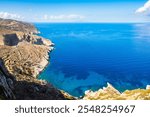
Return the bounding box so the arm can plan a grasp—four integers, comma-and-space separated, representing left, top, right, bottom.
36, 23, 150, 97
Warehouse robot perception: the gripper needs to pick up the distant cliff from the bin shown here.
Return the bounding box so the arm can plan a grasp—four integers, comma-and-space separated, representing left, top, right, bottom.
0, 18, 38, 34
0, 18, 74, 100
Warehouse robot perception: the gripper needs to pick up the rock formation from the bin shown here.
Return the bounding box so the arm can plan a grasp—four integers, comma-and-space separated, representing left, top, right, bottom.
0, 18, 74, 100
0, 59, 15, 99
83, 83, 150, 100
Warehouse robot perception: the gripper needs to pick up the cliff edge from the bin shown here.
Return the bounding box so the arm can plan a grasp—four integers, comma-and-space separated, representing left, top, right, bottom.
0, 18, 74, 100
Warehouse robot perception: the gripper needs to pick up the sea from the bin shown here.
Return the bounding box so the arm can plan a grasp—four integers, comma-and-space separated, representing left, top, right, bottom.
36, 23, 150, 97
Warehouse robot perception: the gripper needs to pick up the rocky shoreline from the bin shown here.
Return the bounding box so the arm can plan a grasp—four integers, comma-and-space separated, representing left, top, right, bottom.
0, 18, 150, 100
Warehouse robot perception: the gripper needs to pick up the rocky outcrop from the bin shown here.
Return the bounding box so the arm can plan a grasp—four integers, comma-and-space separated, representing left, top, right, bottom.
0, 18, 74, 100
83, 83, 150, 100
0, 30, 53, 46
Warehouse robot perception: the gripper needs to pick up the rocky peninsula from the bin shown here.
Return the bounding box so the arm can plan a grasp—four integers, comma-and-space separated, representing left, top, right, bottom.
0, 18, 150, 100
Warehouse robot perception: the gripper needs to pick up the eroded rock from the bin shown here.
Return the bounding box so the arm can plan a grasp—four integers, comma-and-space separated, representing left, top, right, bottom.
83, 83, 150, 100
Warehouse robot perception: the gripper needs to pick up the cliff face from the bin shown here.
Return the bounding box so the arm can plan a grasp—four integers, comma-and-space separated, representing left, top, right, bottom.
0, 18, 74, 100
0, 32, 53, 81
0, 59, 15, 99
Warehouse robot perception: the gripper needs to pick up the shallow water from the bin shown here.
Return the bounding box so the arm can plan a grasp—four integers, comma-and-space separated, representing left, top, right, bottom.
36, 23, 150, 97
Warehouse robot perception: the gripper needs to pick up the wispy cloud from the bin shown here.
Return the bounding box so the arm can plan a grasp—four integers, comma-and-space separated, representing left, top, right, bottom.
0, 12, 23, 20
136, 0, 150, 14
42, 14, 85, 22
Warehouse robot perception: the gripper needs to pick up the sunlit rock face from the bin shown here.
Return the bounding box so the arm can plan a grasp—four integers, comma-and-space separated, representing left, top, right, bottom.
83, 83, 150, 100
0, 27, 54, 82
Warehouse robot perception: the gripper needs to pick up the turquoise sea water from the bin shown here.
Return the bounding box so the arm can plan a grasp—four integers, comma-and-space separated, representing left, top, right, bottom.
36, 23, 150, 97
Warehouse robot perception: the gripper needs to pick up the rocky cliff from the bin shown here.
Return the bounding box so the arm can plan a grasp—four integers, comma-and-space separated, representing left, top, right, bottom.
0, 18, 74, 100
83, 83, 150, 100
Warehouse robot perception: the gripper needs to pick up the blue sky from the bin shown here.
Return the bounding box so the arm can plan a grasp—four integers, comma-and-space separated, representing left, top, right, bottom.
0, 0, 149, 23
0, 0, 145, 3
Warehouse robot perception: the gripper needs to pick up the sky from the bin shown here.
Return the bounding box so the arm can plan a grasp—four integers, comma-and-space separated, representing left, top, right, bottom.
0, 0, 150, 23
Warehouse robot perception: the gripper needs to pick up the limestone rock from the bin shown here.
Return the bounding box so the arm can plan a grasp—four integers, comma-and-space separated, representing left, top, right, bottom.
83, 83, 150, 100
83, 83, 121, 100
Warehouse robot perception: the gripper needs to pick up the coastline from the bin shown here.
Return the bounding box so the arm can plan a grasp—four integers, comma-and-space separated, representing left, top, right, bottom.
0, 18, 75, 100
34, 23, 150, 100
0, 18, 150, 100
37, 44, 54, 76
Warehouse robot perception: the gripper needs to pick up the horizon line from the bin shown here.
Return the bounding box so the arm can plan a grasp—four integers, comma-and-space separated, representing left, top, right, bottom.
32, 22, 150, 24
2, 18, 150, 24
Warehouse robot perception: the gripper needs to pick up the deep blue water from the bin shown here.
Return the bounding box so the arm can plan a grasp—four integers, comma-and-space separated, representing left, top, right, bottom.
36, 23, 150, 97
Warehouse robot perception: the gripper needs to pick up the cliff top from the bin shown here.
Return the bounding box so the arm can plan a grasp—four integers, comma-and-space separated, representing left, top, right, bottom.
0, 18, 38, 34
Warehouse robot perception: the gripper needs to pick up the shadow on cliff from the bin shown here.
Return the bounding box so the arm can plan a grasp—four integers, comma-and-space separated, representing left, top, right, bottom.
14, 81, 69, 100
4, 34, 19, 46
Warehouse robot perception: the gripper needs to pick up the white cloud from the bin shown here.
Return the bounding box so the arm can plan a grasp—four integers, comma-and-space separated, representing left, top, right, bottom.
42, 14, 85, 21
43, 14, 49, 20
67, 14, 85, 19
136, 0, 150, 14
0, 12, 23, 20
